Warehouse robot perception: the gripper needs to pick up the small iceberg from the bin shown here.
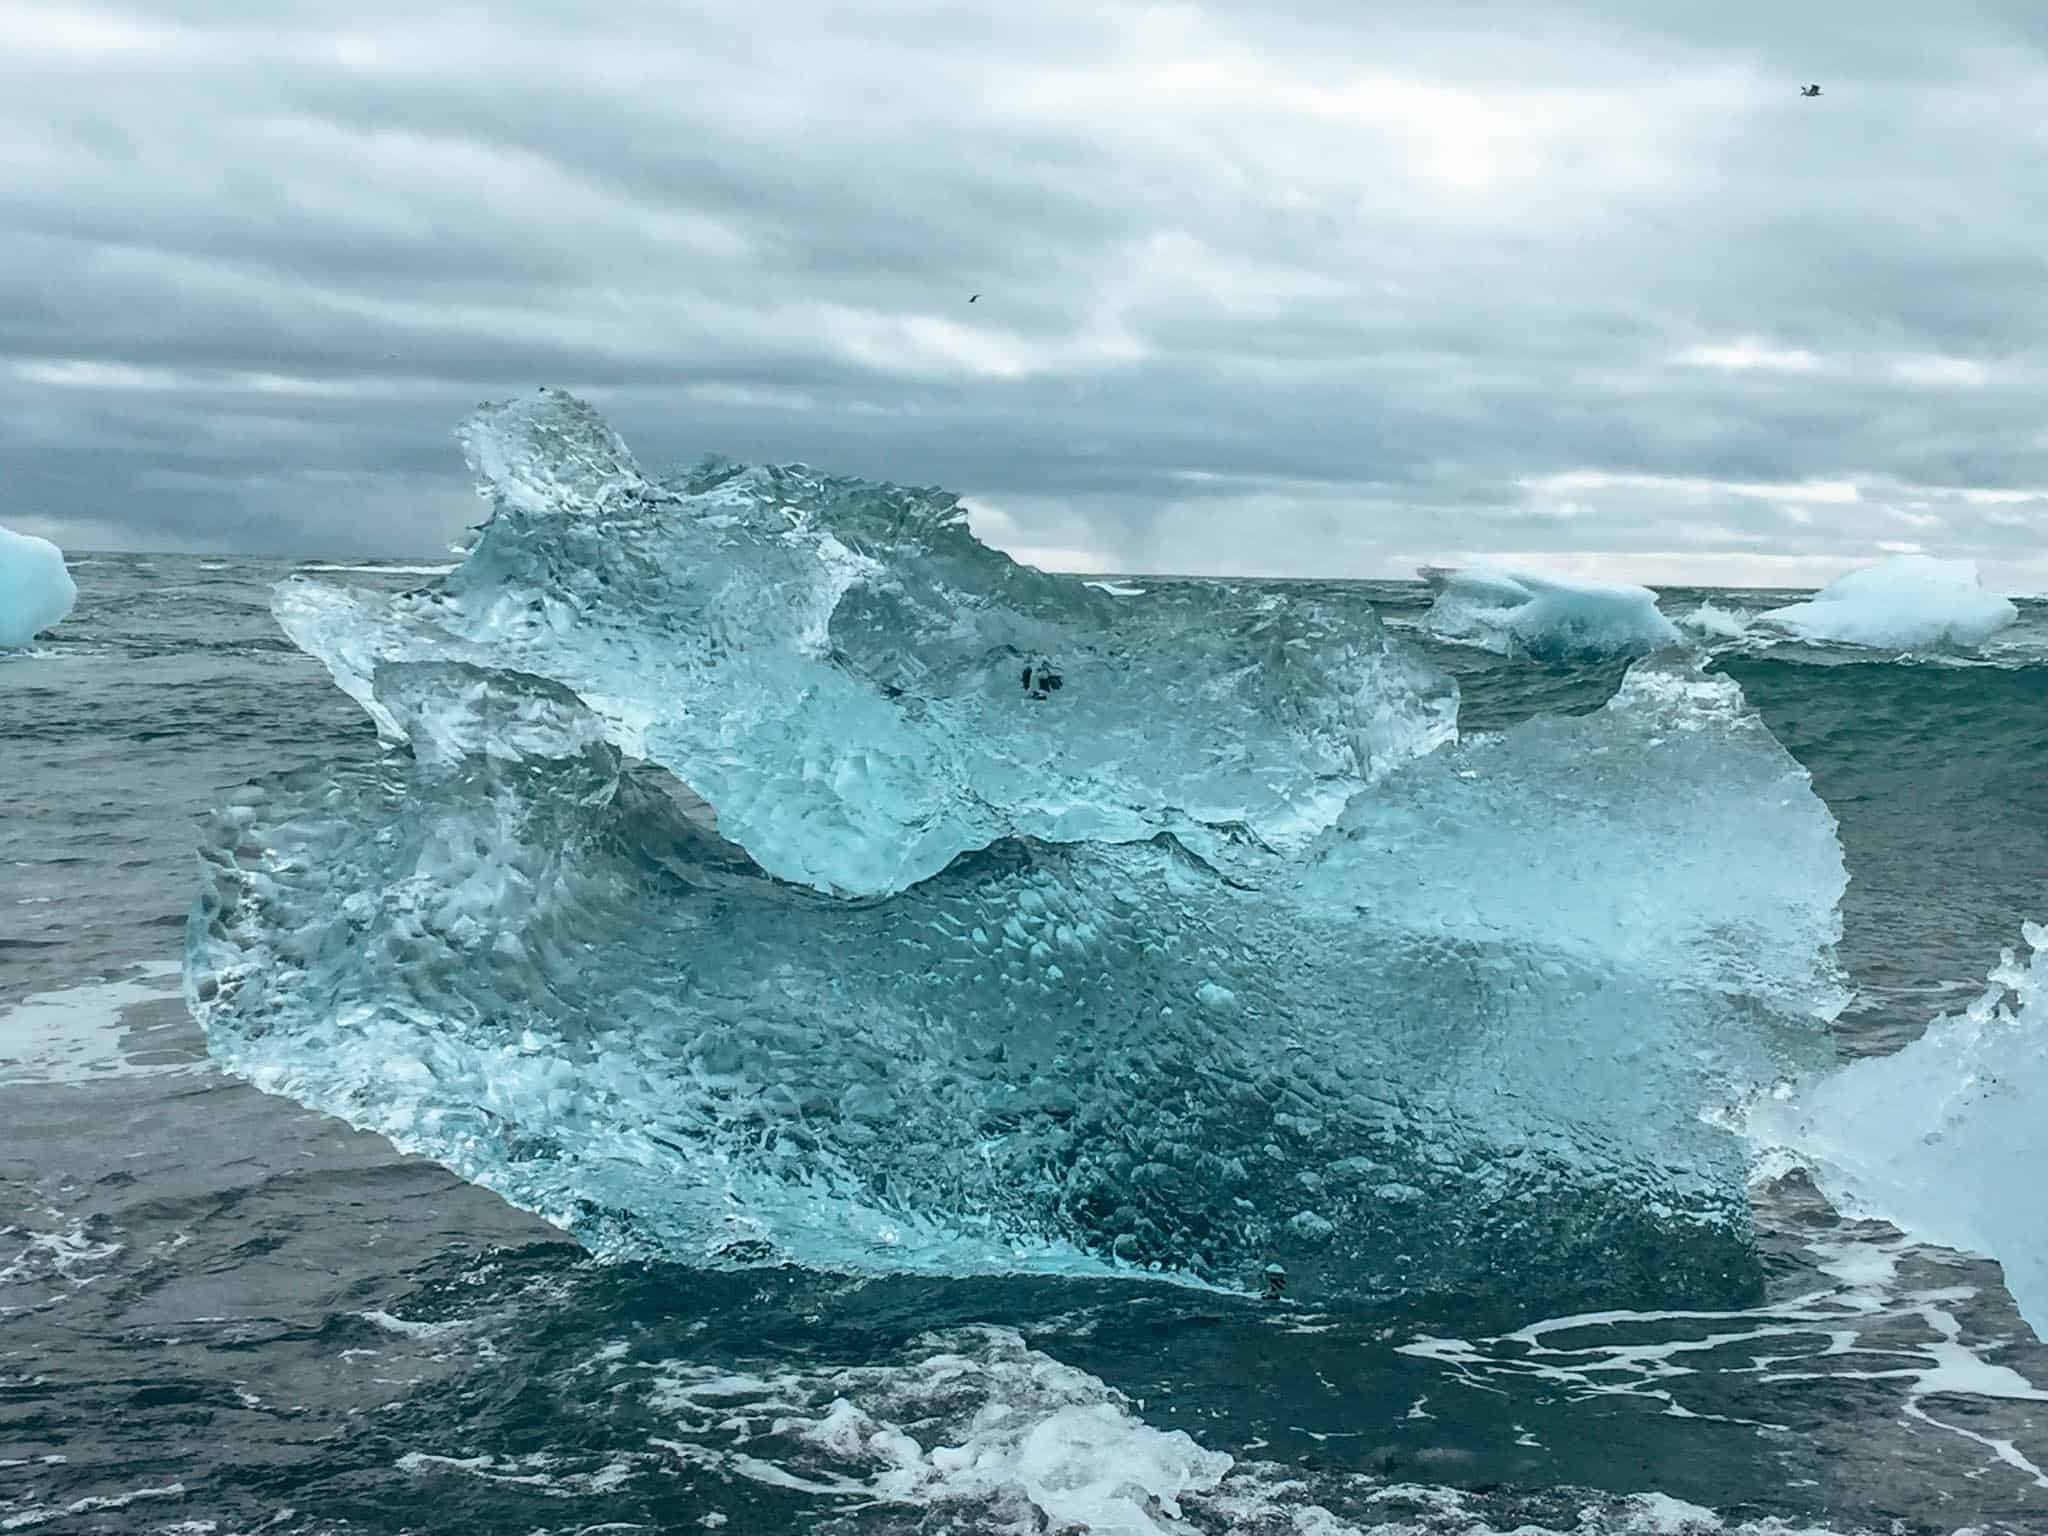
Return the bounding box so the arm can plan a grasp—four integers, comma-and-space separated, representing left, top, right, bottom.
1676, 600, 1753, 641
1755, 556, 2016, 651
1420, 564, 1680, 660
0, 524, 77, 649
1746, 922, 2048, 1337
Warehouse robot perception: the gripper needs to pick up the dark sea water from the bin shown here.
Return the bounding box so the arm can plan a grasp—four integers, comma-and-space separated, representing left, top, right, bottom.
5, 556, 2047, 1535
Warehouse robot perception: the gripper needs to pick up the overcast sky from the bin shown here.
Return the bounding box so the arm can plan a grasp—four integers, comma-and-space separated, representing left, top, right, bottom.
3, 1, 2045, 587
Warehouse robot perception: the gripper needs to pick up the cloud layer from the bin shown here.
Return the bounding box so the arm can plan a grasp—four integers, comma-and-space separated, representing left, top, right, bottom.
3, 0, 2045, 586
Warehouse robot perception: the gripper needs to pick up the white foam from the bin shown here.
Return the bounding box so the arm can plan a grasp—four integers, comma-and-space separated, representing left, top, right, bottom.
64, 1484, 186, 1516
0, 963, 188, 1087
1755, 556, 2017, 651
1399, 1228, 2048, 1490
0, 1218, 124, 1291
1084, 580, 1147, 597
0, 525, 76, 649
394, 1450, 641, 1497
1621, 1492, 1729, 1533
649, 1327, 1230, 1533
358, 1309, 467, 1340
630, 1328, 1928, 1535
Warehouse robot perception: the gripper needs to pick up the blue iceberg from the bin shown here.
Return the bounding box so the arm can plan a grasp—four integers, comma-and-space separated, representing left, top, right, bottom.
189, 393, 1850, 1306
1420, 564, 1682, 660
275, 391, 1456, 898
1754, 555, 2018, 652
0, 523, 77, 650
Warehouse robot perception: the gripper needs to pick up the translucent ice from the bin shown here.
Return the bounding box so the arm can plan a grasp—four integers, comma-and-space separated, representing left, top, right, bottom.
1755, 556, 2017, 651
188, 644, 1847, 1305
0, 524, 76, 649
189, 394, 1851, 1305
275, 391, 1456, 897
1746, 922, 2048, 1336
1420, 565, 1681, 659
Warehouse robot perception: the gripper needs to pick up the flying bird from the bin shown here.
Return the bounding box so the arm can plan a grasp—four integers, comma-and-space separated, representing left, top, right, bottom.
969, 294, 980, 303
1801, 83, 1821, 97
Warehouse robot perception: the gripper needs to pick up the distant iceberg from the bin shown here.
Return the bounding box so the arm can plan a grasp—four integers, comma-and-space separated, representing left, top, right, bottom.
1755, 556, 2017, 651
1747, 922, 2048, 1336
1420, 564, 1681, 659
1676, 600, 1752, 641
0, 524, 77, 649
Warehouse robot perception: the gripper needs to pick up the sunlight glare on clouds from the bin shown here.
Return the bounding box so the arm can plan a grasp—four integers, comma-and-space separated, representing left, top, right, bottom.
1676, 340, 1829, 373
3, 1, 186, 57
1889, 355, 1992, 387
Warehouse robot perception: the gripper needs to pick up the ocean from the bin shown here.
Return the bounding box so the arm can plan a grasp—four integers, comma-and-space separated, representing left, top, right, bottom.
5, 541, 2047, 1535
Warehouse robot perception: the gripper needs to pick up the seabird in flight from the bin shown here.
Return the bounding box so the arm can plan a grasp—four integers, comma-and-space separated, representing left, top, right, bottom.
1801, 83, 1821, 97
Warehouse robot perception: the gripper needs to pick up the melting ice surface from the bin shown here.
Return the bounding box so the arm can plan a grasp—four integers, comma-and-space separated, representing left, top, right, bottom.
190, 391, 1851, 1306
0, 524, 77, 649
274, 392, 1456, 898
1419, 564, 1681, 660
1748, 922, 2048, 1336
1755, 555, 2018, 651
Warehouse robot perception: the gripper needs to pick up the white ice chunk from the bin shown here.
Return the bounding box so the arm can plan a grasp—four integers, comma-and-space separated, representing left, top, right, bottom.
1420, 564, 1681, 659
0, 524, 77, 648
1676, 600, 1752, 641
1755, 556, 2017, 651
1747, 921, 2048, 1337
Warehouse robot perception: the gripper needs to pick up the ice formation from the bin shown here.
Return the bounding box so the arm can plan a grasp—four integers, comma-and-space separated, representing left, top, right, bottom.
1747, 922, 2048, 1336
1675, 601, 1752, 641
187, 391, 1853, 1308
276, 392, 1456, 898
1420, 565, 1682, 659
1755, 556, 2017, 651
0, 524, 76, 649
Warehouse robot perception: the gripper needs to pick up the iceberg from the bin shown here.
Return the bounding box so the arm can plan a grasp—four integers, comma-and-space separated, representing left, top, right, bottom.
186, 393, 1852, 1308
1676, 600, 1752, 641
1755, 556, 2017, 651
1746, 923, 2048, 1336
1420, 564, 1681, 660
0, 524, 77, 649
275, 391, 1457, 898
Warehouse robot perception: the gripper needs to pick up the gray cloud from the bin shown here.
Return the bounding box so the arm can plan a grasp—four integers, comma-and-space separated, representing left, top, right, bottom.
2, 0, 2045, 587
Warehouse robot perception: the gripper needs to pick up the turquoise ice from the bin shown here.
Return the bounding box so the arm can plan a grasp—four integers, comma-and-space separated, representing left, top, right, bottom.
0, 523, 76, 649
189, 393, 1850, 1306
274, 390, 1456, 898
